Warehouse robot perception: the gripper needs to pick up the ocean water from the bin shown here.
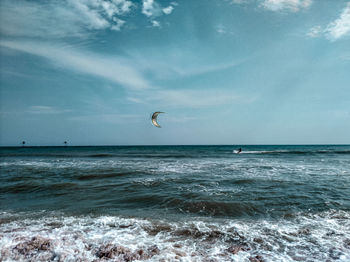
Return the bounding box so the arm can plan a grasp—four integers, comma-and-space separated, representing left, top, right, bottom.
0, 145, 349, 261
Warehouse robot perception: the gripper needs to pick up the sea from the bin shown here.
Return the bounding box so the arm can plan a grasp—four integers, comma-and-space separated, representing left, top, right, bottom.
0, 145, 349, 262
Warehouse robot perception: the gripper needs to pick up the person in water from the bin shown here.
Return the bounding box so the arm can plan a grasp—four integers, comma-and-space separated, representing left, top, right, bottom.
237, 148, 242, 153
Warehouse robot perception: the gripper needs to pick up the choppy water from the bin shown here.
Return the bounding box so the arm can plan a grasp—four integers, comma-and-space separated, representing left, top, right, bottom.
0, 145, 350, 261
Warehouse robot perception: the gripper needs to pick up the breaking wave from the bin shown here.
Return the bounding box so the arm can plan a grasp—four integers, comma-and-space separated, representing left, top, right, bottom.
1, 210, 350, 262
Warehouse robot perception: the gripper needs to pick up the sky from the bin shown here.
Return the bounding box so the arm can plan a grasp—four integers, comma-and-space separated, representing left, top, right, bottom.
0, 0, 350, 146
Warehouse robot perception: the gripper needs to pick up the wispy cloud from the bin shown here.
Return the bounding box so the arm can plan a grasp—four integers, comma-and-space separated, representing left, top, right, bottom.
28, 106, 71, 114
141, 0, 177, 27
230, 0, 248, 4
68, 113, 143, 123
128, 89, 256, 108
142, 0, 176, 17
142, 0, 163, 17
151, 20, 161, 28
163, 6, 174, 15
307, 2, 350, 41
127, 97, 147, 104
325, 2, 350, 41
230, 0, 312, 12
2, 105, 71, 116
216, 25, 226, 34
166, 115, 200, 123
0, 40, 150, 90
129, 49, 246, 80
261, 0, 312, 12
174, 61, 244, 78
152, 90, 238, 107
215, 24, 235, 36
0, 0, 134, 38
307, 25, 322, 38
0, 0, 178, 38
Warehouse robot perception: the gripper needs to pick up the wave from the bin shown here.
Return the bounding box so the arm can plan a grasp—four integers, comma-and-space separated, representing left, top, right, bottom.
1, 182, 78, 194
165, 199, 263, 217
87, 154, 196, 158
236, 150, 350, 155
0, 153, 196, 159
76, 171, 140, 181
2, 147, 350, 159
0, 210, 349, 261
88, 154, 115, 157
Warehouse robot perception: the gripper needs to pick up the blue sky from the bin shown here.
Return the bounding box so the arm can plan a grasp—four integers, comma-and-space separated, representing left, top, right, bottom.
0, 0, 349, 146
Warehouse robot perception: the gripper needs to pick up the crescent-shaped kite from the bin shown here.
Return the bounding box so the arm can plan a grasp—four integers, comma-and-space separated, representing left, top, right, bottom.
151, 111, 165, 128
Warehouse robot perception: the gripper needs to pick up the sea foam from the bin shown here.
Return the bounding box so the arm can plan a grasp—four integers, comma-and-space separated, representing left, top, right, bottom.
1, 210, 349, 261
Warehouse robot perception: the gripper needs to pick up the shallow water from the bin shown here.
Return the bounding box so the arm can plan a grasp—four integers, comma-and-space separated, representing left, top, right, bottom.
1, 145, 350, 261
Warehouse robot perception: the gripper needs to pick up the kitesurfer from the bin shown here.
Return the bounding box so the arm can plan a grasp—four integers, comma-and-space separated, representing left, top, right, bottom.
237, 148, 242, 153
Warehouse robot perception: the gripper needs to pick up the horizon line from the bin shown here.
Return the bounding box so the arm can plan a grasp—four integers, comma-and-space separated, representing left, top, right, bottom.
1, 144, 350, 148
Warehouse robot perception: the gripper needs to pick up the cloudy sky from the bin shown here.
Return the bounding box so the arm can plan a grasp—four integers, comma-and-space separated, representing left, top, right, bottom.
0, 0, 349, 146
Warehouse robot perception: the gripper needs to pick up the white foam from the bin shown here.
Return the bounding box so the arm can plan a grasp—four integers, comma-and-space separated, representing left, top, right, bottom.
1, 210, 349, 261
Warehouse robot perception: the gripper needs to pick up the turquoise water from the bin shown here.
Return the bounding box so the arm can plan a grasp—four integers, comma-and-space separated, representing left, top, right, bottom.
1, 145, 350, 261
